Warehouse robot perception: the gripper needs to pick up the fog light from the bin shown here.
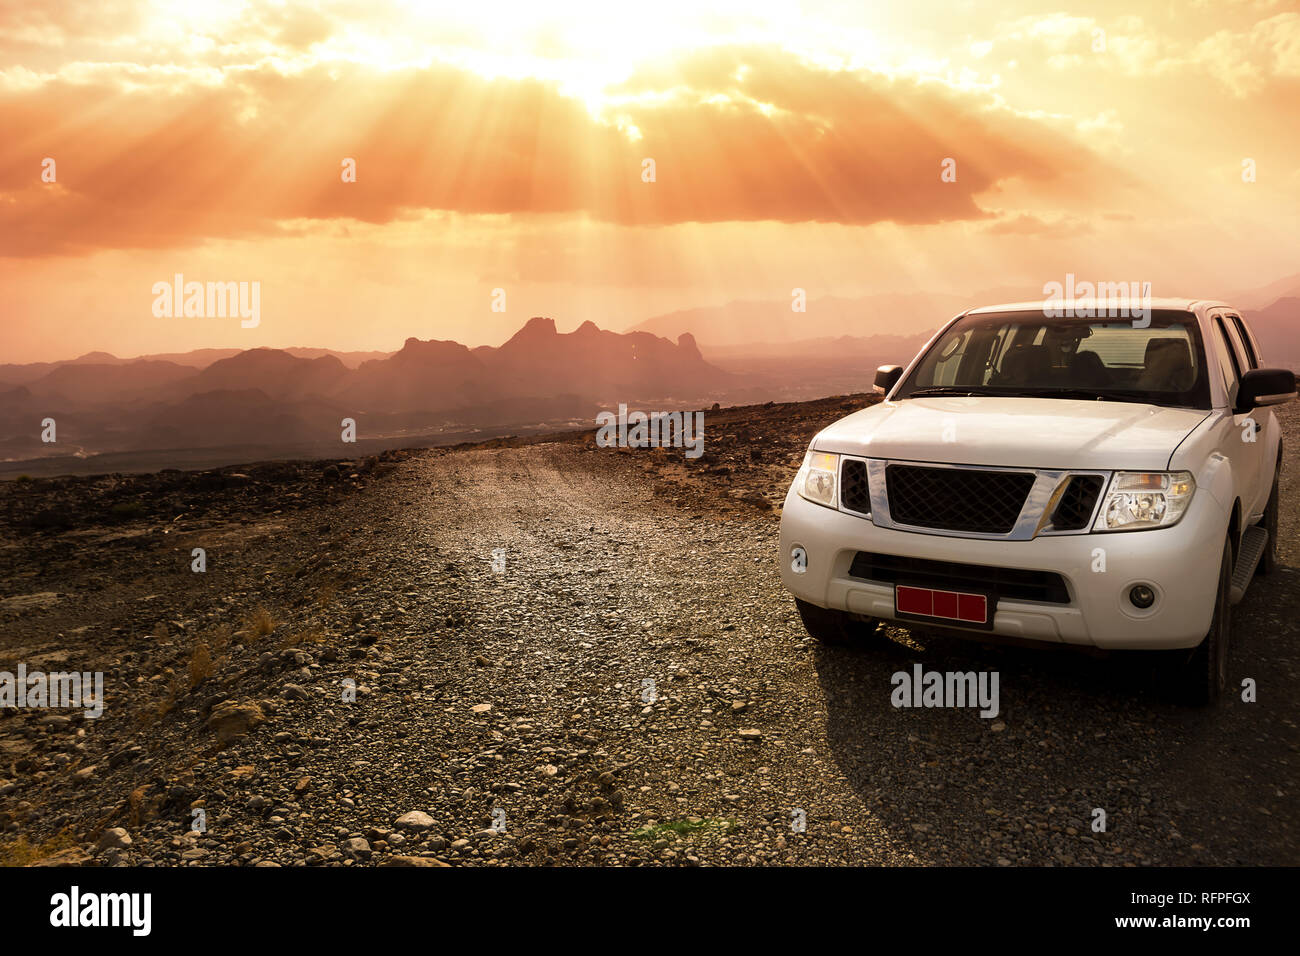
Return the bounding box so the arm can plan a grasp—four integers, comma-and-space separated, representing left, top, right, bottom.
1129, 584, 1155, 609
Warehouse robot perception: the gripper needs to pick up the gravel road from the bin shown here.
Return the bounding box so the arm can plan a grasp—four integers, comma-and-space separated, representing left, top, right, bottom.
1, 397, 1296, 866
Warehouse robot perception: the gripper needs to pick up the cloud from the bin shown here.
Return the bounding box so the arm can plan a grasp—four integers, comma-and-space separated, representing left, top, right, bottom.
982, 211, 1094, 237
1187, 12, 1300, 96
0, 46, 1116, 257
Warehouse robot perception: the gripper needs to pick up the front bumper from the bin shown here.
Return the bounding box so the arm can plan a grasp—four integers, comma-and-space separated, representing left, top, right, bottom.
778, 483, 1227, 650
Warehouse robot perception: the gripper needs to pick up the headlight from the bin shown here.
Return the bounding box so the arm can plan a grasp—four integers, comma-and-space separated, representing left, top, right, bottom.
1093, 471, 1195, 531
796, 451, 839, 508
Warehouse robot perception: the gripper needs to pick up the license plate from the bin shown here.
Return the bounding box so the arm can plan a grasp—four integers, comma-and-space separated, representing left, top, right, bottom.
894, 584, 992, 629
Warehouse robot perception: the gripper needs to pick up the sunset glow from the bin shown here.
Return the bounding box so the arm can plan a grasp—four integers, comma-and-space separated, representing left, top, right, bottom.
1, 0, 1297, 360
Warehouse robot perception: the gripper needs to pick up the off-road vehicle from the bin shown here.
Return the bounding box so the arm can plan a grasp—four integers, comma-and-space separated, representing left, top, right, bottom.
778, 299, 1295, 702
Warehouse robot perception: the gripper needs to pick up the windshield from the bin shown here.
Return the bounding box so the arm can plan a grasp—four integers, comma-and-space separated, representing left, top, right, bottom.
894, 310, 1211, 409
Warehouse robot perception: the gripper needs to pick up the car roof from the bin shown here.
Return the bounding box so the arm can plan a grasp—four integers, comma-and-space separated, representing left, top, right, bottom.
965, 298, 1228, 315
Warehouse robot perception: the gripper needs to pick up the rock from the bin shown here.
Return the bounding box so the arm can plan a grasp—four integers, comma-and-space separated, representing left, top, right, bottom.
306, 844, 340, 863
395, 810, 435, 831
382, 855, 450, 867
738, 728, 763, 741
206, 700, 266, 745
280, 684, 311, 701
96, 827, 132, 852
470, 703, 492, 714
29, 847, 94, 867
343, 837, 371, 858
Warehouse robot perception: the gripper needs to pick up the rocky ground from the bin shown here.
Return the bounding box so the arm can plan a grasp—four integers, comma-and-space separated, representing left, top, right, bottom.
0, 393, 1296, 867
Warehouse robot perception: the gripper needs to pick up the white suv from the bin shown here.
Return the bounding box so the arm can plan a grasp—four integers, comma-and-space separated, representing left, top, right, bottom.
778, 299, 1295, 703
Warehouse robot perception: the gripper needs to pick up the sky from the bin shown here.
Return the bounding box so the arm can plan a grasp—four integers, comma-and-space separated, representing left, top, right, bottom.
0, 0, 1297, 362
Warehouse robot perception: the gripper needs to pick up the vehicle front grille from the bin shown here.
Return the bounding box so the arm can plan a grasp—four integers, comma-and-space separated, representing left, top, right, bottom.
849, 552, 1071, 604
1050, 475, 1104, 531
839, 459, 870, 514
885, 464, 1034, 534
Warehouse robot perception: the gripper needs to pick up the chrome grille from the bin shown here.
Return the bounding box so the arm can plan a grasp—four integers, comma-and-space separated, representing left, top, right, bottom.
885, 464, 1034, 535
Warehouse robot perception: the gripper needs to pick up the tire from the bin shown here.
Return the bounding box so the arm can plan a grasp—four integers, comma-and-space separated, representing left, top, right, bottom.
1258, 463, 1280, 576
794, 598, 879, 644
1178, 536, 1233, 705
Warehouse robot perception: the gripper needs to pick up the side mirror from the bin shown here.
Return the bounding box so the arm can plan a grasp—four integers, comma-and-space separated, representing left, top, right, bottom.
1237, 368, 1297, 412
874, 364, 903, 395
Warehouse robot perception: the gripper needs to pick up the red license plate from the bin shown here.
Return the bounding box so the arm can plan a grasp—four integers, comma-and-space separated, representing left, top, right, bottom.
894, 584, 991, 628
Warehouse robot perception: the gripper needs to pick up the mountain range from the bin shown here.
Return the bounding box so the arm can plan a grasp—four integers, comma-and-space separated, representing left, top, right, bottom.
0, 318, 730, 470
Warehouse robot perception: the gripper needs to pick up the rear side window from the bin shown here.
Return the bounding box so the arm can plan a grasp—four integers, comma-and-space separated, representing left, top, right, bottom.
1220, 314, 1253, 373
1227, 314, 1259, 368
1209, 318, 1241, 406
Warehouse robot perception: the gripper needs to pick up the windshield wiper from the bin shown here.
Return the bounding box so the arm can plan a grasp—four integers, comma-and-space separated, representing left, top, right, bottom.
1018, 388, 1164, 404
904, 386, 996, 397
905, 386, 1184, 406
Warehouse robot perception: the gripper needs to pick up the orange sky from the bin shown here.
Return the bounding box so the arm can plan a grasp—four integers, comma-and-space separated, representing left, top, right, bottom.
1, 0, 1298, 362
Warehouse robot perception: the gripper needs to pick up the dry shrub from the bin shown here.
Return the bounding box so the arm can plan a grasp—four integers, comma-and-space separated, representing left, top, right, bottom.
315, 582, 338, 608
205, 623, 233, 652
238, 607, 276, 644
281, 627, 325, 648
188, 643, 215, 689
0, 830, 76, 867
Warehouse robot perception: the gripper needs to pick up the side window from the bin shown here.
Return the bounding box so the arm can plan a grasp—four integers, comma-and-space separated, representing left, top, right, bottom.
1210, 317, 1241, 406
1227, 315, 1259, 368
1220, 314, 1252, 374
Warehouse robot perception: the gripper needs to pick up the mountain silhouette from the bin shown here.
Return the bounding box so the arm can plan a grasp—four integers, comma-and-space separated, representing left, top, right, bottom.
0, 318, 730, 465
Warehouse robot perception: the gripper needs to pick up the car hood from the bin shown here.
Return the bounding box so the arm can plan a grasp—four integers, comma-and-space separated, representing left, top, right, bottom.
813, 397, 1211, 471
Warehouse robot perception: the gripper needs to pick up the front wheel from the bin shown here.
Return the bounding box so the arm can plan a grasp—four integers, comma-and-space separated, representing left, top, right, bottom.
794, 598, 881, 644
1176, 536, 1233, 705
